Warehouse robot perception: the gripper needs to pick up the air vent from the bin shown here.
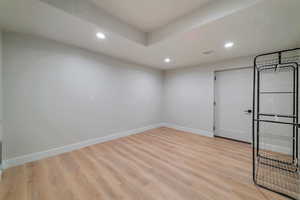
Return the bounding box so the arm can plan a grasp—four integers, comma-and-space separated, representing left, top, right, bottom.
202, 50, 214, 55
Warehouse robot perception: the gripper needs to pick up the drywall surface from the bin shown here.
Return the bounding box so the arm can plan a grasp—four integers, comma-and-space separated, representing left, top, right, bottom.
0, 31, 2, 141
0, 31, 3, 168
163, 56, 253, 136
3, 32, 163, 160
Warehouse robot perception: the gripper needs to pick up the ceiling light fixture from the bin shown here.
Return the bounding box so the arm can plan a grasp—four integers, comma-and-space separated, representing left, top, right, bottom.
164, 58, 171, 63
96, 32, 106, 40
224, 42, 234, 48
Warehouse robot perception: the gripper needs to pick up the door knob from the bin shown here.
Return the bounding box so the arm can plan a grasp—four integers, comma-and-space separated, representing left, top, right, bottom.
244, 109, 252, 114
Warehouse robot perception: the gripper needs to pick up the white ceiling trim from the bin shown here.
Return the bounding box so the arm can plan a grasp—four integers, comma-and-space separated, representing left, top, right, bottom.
1, 0, 299, 69
148, 0, 263, 44
39, 0, 263, 46
40, 0, 147, 45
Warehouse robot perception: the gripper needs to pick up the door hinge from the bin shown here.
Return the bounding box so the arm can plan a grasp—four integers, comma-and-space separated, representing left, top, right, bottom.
214, 75, 216, 81
213, 126, 216, 131
214, 101, 216, 106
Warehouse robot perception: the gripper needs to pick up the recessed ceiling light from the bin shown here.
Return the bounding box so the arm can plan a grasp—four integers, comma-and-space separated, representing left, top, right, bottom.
164, 58, 171, 63
224, 42, 234, 48
96, 32, 106, 40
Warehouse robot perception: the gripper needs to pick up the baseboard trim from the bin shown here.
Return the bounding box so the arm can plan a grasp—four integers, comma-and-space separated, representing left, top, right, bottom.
262, 143, 291, 155
3, 123, 292, 169
162, 123, 213, 137
3, 123, 164, 169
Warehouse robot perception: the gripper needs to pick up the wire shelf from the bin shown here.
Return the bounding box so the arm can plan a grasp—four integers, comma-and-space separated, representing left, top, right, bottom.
256, 152, 299, 199
253, 48, 300, 200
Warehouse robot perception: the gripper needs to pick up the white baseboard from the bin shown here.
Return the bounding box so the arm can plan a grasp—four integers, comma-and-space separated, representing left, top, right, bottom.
161, 123, 213, 137
3, 123, 164, 169
162, 124, 294, 156
262, 143, 291, 155
2, 123, 294, 170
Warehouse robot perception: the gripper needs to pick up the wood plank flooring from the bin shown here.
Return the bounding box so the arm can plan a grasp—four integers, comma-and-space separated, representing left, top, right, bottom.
0, 127, 289, 200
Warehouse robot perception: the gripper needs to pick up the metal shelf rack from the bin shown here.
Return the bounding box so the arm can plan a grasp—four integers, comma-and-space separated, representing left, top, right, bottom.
253, 48, 300, 200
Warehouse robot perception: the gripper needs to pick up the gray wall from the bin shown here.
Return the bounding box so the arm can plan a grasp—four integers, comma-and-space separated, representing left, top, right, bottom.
3, 32, 163, 160
163, 57, 253, 135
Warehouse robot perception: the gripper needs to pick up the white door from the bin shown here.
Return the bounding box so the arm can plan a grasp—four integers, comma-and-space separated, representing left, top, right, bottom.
214, 68, 253, 143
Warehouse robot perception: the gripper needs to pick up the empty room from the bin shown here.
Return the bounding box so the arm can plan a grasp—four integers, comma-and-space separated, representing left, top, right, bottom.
0, 0, 299, 199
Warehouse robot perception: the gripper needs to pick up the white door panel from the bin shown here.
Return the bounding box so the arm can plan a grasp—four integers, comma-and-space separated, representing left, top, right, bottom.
215, 68, 253, 142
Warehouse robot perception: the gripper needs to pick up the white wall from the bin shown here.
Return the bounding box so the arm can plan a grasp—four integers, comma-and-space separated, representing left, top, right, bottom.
163, 56, 254, 136
3, 32, 163, 160
0, 31, 3, 169
163, 54, 300, 157
2, 31, 299, 166
0, 31, 2, 140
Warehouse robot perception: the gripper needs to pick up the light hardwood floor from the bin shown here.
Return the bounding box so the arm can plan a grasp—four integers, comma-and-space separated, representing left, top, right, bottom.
0, 127, 289, 200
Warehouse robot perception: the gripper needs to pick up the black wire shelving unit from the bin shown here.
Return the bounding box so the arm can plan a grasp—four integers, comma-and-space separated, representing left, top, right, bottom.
253, 48, 300, 200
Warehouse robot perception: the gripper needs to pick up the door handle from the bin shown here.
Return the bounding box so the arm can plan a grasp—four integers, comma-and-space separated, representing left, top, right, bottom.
244, 109, 252, 114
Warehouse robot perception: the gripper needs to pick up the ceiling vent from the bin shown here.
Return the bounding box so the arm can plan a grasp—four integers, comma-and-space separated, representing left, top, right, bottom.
202, 50, 214, 55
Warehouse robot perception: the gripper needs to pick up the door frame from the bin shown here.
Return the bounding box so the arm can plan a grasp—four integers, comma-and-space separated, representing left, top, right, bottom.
213, 66, 253, 143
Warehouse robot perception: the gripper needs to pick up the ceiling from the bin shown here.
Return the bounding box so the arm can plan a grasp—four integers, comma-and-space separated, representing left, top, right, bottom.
90, 0, 212, 32
0, 0, 300, 69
